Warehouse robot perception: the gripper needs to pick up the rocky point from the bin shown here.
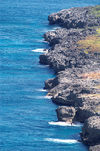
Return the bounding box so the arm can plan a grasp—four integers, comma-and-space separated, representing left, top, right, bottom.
40, 6, 100, 151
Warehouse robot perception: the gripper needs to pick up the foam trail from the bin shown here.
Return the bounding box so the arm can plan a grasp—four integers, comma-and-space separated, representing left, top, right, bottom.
44, 95, 52, 99
37, 64, 49, 68
35, 96, 51, 99
35, 89, 47, 92
48, 121, 83, 127
32, 48, 48, 53
43, 40, 49, 43
45, 138, 78, 144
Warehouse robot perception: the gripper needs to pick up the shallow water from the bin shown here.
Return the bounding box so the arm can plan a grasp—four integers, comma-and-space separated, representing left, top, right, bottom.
0, 0, 100, 151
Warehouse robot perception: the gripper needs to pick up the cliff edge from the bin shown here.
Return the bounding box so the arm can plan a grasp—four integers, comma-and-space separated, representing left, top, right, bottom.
40, 6, 100, 150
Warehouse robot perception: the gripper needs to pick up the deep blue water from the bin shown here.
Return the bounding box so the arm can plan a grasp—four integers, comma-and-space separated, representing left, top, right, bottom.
0, 0, 100, 151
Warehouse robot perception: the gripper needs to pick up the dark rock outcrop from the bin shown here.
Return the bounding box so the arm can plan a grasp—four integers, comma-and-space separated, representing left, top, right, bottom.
76, 107, 96, 123
40, 5, 100, 150
40, 28, 97, 72
56, 106, 76, 122
48, 7, 100, 28
82, 116, 100, 145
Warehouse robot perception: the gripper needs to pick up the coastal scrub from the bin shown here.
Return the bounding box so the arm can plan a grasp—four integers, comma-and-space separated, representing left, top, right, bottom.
91, 5, 100, 17
77, 28, 100, 52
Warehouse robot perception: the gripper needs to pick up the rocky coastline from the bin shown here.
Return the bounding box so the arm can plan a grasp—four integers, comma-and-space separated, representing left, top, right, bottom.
40, 6, 100, 151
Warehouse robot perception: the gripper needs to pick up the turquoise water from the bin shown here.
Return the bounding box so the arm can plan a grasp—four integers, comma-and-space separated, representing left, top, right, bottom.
0, 0, 100, 151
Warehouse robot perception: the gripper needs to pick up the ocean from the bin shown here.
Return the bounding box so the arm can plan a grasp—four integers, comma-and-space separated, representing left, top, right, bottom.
0, 0, 100, 151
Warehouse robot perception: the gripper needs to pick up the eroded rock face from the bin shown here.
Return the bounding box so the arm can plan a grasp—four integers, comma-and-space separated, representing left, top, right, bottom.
76, 107, 96, 123
44, 78, 58, 89
56, 106, 76, 122
48, 7, 100, 28
89, 145, 100, 151
40, 28, 97, 73
82, 116, 100, 145
40, 5, 100, 149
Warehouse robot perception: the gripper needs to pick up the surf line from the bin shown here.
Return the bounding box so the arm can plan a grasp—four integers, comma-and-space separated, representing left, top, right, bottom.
48, 121, 83, 127
32, 48, 48, 53
45, 138, 80, 144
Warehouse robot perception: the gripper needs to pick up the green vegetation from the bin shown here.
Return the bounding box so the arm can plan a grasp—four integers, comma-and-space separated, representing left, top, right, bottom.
77, 27, 100, 53
96, 28, 100, 34
91, 5, 100, 17
77, 6, 100, 53
77, 35, 100, 52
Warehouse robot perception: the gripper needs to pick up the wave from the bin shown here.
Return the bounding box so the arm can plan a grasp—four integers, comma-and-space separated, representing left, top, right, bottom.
43, 40, 49, 43
35, 95, 52, 99
37, 64, 49, 68
48, 121, 83, 127
32, 48, 48, 53
45, 138, 79, 144
42, 27, 60, 32
44, 95, 52, 99
35, 89, 47, 92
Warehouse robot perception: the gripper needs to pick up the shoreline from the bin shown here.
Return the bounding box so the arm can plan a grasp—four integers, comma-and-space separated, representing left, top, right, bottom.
40, 6, 100, 151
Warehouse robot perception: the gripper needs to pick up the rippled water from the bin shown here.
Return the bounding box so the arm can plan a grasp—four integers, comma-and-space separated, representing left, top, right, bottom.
0, 0, 100, 150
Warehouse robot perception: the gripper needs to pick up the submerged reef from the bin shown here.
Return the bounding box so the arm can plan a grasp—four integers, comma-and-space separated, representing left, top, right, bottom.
40, 6, 100, 151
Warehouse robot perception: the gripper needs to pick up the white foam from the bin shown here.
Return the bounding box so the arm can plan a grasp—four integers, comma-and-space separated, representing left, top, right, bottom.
37, 64, 49, 68
48, 121, 83, 127
35, 89, 47, 92
35, 95, 51, 99
44, 95, 52, 99
45, 138, 78, 144
51, 27, 60, 31
32, 48, 48, 53
43, 40, 49, 43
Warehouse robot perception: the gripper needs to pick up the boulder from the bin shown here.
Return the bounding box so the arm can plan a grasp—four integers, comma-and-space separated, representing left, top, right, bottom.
56, 106, 76, 122
82, 116, 100, 145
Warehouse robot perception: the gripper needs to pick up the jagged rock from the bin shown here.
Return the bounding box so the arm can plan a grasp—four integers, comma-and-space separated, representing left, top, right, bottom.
76, 95, 100, 122
76, 106, 96, 123
40, 28, 97, 72
44, 78, 58, 89
82, 116, 100, 145
40, 6, 100, 149
48, 7, 100, 28
39, 54, 48, 65
44, 28, 96, 46
56, 106, 76, 122
89, 145, 100, 151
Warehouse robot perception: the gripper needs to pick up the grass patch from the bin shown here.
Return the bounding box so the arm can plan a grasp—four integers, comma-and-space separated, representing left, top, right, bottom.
77, 6, 100, 52
96, 28, 100, 34
77, 27, 100, 53
77, 35, 100, 52
91, 5, 100, 17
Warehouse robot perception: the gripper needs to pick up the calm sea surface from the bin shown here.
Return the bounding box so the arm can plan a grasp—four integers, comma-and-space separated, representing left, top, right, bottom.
0, 0, 100, 151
